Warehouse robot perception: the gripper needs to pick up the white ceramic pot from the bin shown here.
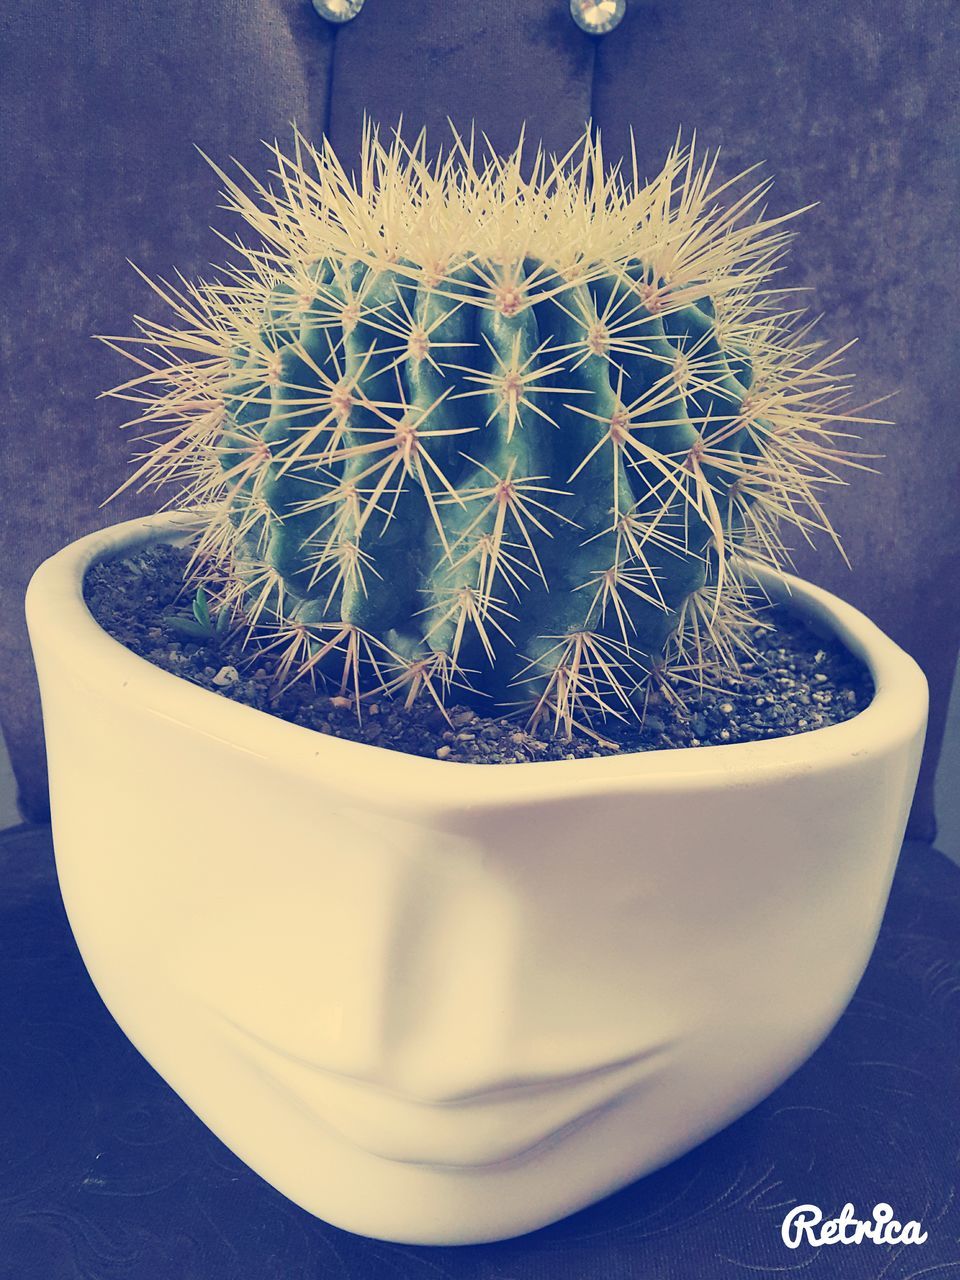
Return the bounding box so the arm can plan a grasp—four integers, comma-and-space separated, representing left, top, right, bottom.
27, 511, 927, 1245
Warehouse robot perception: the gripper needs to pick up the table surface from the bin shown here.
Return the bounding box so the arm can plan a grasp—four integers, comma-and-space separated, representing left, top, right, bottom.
2, 824, 959, 1280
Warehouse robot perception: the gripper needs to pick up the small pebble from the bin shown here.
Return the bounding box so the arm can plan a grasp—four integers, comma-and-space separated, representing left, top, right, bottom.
212, 665, 240, 687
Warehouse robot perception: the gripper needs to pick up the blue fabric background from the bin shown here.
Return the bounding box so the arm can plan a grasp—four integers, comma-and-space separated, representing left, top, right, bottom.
1, 0, 957, 833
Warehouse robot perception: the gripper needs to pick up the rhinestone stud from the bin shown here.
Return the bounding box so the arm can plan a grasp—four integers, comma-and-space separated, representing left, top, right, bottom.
570, 0, 626, 35
312, 0, 366, 23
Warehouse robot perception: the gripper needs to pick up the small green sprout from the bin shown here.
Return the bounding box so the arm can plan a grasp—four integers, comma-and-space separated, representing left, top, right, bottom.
165, 587, 231, 642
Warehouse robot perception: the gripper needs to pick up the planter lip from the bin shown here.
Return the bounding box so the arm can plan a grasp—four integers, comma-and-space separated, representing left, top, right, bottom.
27, 511, 928, 815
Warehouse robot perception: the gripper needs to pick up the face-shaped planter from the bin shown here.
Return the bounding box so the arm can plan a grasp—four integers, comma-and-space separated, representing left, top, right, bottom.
27, 511, 927, 1244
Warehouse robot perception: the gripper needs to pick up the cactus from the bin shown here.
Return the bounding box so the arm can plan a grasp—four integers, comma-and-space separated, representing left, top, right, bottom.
106, 127, 874, 737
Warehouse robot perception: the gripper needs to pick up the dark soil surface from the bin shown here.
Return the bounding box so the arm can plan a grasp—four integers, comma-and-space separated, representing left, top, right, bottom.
84, 543, 874, 764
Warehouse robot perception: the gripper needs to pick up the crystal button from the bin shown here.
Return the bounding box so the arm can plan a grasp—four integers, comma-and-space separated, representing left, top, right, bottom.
570, 0, 626, 35
312, 0, 366, 23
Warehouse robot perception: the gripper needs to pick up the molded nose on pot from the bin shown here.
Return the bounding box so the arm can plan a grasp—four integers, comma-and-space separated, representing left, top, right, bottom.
25, 512, 928, 1244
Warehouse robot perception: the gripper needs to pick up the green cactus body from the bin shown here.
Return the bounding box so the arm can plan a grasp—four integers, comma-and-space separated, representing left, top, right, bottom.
219, 257, 757, 720
111, 129, 866, 734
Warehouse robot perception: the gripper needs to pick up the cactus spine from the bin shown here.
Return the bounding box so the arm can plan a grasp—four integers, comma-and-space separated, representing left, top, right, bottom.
106, 127, 872, 736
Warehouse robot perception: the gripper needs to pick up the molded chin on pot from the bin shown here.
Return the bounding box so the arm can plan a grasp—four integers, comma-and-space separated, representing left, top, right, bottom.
27, 511, 927, 1245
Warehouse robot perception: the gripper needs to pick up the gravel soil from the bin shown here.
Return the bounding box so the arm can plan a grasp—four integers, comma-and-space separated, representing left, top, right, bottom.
83, 543, 874, 765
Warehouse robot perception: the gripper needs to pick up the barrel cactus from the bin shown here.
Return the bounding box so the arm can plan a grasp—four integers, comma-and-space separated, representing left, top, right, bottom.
106, 127, 870, 737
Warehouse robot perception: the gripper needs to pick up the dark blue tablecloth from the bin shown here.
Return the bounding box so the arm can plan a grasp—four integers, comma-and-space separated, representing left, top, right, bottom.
2, 824, 958, 1279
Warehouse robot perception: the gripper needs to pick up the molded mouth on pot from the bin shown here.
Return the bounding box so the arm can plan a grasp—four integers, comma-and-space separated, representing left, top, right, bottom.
26, 511, 929, 817
222, 1011, 675, 1168
225, 1009, 667, 1104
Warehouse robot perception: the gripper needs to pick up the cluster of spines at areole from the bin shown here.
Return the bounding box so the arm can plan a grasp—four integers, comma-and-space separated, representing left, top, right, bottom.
103, 124, 879, 739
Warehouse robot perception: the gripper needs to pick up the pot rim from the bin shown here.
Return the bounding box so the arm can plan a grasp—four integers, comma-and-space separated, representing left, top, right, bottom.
27, 511, 928, 814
